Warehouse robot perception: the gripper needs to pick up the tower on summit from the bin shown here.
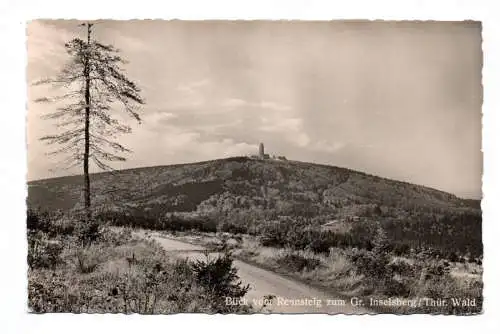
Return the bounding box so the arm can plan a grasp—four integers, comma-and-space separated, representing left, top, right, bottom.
250, 142, 285, 160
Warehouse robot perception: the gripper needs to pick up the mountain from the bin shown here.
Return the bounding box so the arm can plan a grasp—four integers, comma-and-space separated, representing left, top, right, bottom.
27, 156, 479, 214
27, 156, 482, 257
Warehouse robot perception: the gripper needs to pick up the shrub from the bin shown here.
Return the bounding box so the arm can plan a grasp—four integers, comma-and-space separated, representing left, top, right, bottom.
27, 231, 63, 269
275, 252, 321, 272
217, 220, 248, 235
388, 259, 420, 278
215, 210, 255, 235
383, 277, 411, 297
425, 261, 451, 277
76, 220, 101, 246
349, 248, 414, 297
27, 209, 73, 236
99, 226, 133, 246
350, 248, 390, 280
50, 216, 76, 236
27, 209, 52, 232
191, 251, 251, 313
28, 270, 85, 313
307, 231, 336, 253
258, 220, 287, 247
257, 218, 379, 254
75, 248, 101, 274
393, 243, 411, 256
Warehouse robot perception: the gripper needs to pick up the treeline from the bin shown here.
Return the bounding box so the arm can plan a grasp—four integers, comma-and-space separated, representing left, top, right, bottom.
95, 210, 218, 233
28, 198, 482, 263
383, 211, 482, 259
90, 207, 481, 262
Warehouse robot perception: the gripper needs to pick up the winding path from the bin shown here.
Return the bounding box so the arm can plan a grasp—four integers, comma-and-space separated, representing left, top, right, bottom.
139, 231, 372, 314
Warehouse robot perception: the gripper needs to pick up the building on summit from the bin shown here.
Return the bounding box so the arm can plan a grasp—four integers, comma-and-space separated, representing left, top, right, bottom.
251, 143, 286, 161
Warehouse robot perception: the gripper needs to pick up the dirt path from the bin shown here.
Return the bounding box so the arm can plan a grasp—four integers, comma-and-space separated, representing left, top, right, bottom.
139, 231, 372, 314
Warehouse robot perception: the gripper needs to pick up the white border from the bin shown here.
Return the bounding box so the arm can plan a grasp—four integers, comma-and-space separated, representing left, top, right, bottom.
1, 1, 499, 333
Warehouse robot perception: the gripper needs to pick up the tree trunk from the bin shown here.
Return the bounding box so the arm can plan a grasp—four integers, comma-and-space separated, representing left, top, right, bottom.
83, 24, 92, 222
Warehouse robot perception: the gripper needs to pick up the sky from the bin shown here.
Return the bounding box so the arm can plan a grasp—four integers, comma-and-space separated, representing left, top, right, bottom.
26, 20, 483, 199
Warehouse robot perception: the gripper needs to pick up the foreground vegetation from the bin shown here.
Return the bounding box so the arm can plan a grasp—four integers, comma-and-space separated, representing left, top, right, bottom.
164, 228, 483, 315
27, 210, 251, 314
27, 206, 482, 315
236, 234, 481, 314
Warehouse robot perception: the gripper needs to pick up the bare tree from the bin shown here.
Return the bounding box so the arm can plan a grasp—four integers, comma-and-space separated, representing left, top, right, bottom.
33, 22, 145, 222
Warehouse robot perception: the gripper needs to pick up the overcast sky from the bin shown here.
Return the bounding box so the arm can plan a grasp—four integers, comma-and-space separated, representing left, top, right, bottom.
27, 20, 482, 199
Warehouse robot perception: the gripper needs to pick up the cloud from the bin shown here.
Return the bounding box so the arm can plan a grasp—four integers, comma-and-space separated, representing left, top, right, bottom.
177, 79, 211, 94
294, 134, 312, 148
123, 123, 256, 167
259, 116, 302, 133
142, 111, 178, 130
310, 140, 346, 153
221, 98, 291, 112
221, 98, 247, 108
257, 112, 313, 148
195, 139, 256, 158
26, 21, 75, 83
258, 101, 291, 111
215, 97, 312, 148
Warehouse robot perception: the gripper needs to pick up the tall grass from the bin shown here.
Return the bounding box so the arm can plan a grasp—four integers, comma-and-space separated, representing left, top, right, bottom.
27, 211, 252, 314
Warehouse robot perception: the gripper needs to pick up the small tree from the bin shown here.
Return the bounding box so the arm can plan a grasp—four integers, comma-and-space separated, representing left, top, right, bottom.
191, 251, 250, 313
33, 22, 144, 223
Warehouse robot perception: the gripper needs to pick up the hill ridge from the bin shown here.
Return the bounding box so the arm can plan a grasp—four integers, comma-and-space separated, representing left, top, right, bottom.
29, 156, 476, 202
28, 156, 480, 214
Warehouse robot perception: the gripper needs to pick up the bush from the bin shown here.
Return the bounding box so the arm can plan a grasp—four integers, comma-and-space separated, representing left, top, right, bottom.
50, 217, 76, 236
276, 252, 321, 272
217, 220, 248, 235
388, 259, 420, 278
191, 251, 251, 313
28, 270, 84, 313
349, 248, 415, 297
162, 214, 217, 233
99, 226, 133, 246
27, 231, 63, 269
416, 259, 451, 282
257, 218, 378, 254
27, 209, 75, 237
76, 220, 101, 246
75, 247, 101, 274
258, 220, 287, 247
393, 243, 411, 256
27, 209, 52, 232
350, 248, 390, 280
383, 277, 411, 297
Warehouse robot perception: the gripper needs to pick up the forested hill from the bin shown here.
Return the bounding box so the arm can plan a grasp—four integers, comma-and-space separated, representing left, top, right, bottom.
28, 156, 479, 215
28, 156, 482, 258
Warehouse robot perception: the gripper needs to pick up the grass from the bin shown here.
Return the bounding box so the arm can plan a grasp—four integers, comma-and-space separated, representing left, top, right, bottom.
26, 208, 482, 315
172, 231, 482, 314
28, 223, 253, 314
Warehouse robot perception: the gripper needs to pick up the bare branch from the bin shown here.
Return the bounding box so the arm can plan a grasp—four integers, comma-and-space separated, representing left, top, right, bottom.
90, 133, 132, 153
40, 128, 85, 145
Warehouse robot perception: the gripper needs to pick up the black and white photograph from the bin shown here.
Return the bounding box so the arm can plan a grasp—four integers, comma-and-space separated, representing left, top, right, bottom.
26, 19, 483, 315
